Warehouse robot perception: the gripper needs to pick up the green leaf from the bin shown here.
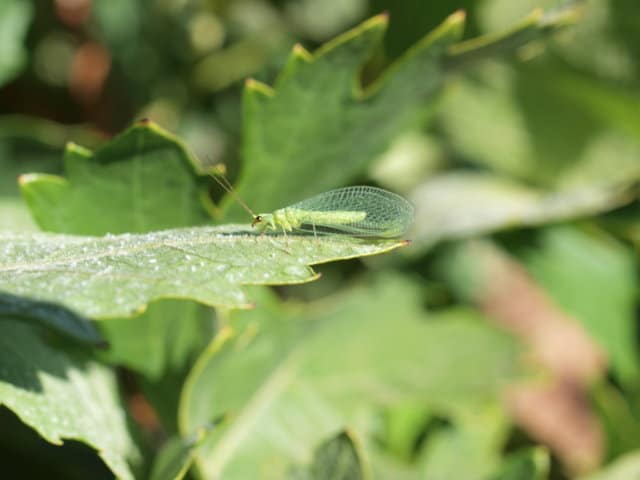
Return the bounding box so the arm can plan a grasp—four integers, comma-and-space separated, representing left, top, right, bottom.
0, 197, 38, 232
368, 446, 423, 480
478, 0, 638, 84
380, 401, 431, 462
523, 226, 639, 381
580, 451, 640, 480
409, 171, 632, 250
0, 116, 82, 233
19, 121, 210, 235
0, 293, 103, 345
489, 447, 550, 480
98, 300, 212, 379
179, 277, 521, 479
288, 430, 369, 480
98, 300, 203, 445
0, 227, 406, 318
0, 318, 139, 480
150, 426, 213, 480
592, 382, 640, 461
439, 63, 640, 188
229, 6, 576, 219
17, 120, 219, 379
0, 0, 32, 86
418, 404, 510, 480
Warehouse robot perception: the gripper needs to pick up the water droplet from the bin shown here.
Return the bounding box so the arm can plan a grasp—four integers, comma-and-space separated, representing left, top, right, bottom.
284, 265, 307, 277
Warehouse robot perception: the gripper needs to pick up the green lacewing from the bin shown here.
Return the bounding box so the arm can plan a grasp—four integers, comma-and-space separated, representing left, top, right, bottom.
211, 170, 414, 238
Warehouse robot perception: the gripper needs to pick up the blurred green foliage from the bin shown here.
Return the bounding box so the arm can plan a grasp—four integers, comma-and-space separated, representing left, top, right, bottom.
2, 1, 640, 479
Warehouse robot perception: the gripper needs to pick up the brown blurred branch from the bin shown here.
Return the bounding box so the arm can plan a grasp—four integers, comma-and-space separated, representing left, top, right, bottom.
443, 240, 606, 474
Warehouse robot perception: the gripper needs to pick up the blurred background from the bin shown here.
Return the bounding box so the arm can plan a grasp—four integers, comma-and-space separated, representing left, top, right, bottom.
2, 0, 640, 479
2, 0, 638, 226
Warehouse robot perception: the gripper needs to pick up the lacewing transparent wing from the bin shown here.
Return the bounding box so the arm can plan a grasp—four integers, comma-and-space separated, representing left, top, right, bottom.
275, 186, 414, 238
211, 170, 414, 238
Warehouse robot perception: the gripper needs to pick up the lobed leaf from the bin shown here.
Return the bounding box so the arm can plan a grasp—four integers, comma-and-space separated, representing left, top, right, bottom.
0, 226, 406, 319
17, 120, 223, 378
228, 5, 578, 219
0, 319, 139, 480
179, 277, 521, 479
439, 64, 640, 188
19, 121, 209, 235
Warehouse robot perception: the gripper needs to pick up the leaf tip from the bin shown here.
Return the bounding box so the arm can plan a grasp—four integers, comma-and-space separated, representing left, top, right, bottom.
374, 10, 390, 23
134, 117, 163, 132
64, 141, 92, 158
244, 78, 274, 98
356, 11, 388, 32
18, 172, 67, 189
292, 43, 312, 61
447, 9, 466, 26
17, 173, 33, 186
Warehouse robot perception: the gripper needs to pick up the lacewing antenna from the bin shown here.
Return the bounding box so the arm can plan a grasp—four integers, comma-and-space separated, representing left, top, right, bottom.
209, 166, 258, 219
